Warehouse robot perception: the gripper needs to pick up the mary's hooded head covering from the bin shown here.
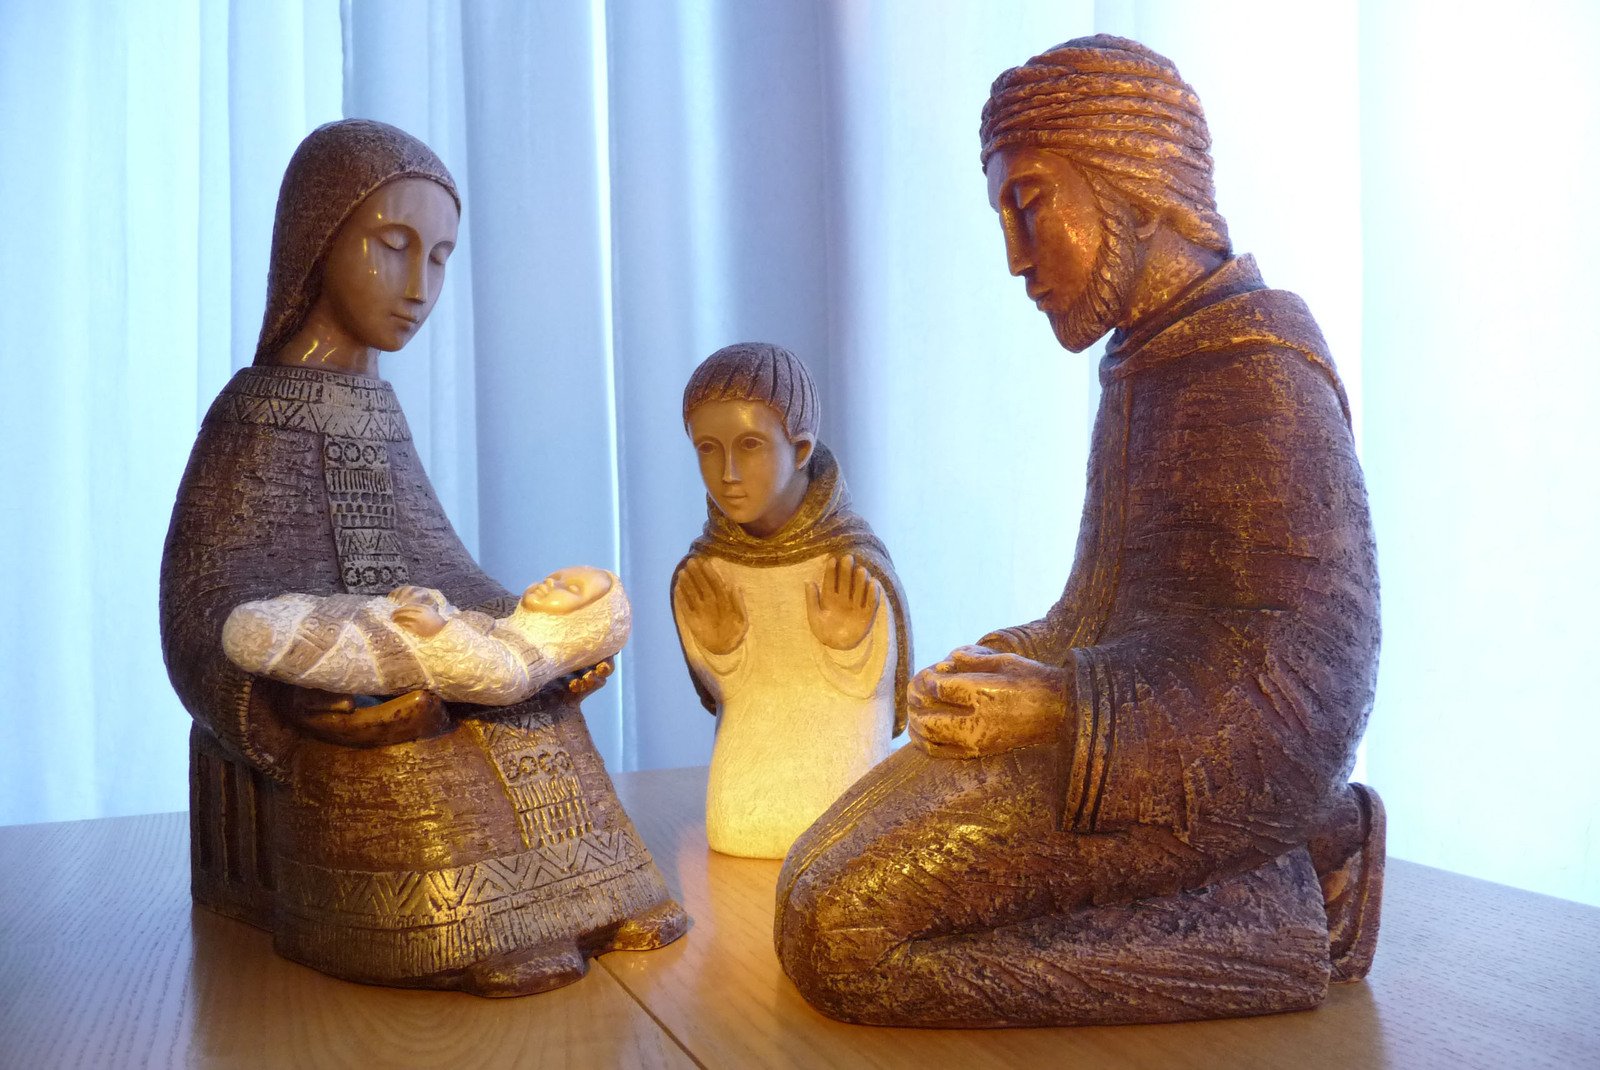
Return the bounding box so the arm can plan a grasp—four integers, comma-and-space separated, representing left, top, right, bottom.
253, 119, 459, 365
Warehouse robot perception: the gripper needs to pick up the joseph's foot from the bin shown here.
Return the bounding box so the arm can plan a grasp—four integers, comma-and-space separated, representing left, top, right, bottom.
461, 941, 588, 997
1316, 783, 1386, 982
602, 900, 690, 952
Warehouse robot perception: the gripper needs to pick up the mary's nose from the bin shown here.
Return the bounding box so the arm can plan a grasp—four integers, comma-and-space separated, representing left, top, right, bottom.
404, 248, 428, 302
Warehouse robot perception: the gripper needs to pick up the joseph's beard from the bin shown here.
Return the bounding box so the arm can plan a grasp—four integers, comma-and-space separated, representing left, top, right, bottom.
1050, 202, 1138, 353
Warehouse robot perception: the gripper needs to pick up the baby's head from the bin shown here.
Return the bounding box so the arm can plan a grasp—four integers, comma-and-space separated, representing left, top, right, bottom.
511, 567, 631, 672
682, 342, 819, 537
520, 566, 614, 615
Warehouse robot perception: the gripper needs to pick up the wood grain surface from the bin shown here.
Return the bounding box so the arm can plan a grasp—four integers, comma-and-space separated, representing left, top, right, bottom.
2, 765, 1597, 1069
0, 808, 689, 1069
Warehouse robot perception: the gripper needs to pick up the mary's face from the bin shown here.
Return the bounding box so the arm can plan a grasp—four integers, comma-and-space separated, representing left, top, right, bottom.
318, 177, 459, 352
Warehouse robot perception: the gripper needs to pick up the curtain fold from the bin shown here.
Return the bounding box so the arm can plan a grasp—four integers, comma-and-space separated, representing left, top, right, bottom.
454, 0, 625, 758
1358, 0, 1600, 904
606, 0, 841, 770
0, 0, 342, 823
1, 0, 1595, 910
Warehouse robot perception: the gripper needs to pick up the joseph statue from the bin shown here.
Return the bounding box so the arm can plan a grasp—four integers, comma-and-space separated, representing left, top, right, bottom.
775, 36, 1384, 1027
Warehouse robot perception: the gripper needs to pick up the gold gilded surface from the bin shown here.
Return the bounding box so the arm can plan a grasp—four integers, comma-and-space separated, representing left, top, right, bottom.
162, 120, 685, 997
775, 36, 1384, 1027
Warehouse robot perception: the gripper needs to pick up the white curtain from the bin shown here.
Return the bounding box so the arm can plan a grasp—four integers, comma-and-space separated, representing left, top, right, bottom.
2, 0, 1596, 908
0, 0, 344, 824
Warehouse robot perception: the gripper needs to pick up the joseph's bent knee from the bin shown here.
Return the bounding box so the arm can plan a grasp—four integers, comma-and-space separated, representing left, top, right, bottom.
777, 839, 900, 977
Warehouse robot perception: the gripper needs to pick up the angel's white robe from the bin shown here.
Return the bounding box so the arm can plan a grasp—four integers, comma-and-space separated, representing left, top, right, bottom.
679, 554, 895, 859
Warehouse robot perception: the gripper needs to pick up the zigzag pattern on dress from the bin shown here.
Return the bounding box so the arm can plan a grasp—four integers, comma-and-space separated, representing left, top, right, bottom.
276, 827, 650, 929
227, 394, 411, 440
277, 864, 670, 979
223, 367, 411, 442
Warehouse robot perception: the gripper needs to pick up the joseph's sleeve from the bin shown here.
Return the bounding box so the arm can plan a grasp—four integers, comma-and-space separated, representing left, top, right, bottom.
1055, 349, 1379, 852
980, 605, 1074, 663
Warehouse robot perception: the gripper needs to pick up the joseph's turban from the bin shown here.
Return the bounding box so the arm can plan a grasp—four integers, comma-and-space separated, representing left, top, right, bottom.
980, 35, 1229, 253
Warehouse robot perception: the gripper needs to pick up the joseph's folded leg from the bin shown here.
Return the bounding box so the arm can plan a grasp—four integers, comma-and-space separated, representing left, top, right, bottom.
775, 745, 1331, 1027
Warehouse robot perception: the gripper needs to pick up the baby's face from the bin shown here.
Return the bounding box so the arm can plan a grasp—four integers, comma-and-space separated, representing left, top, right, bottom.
520, 567, 613, 614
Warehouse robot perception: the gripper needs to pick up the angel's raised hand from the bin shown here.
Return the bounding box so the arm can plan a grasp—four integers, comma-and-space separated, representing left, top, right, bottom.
807, 553, 882, 650
674, 558, 747, 655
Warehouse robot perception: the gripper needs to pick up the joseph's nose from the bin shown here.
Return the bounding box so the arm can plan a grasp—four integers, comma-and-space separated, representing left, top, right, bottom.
1001, 213, 1032, 277
721, 450, 740, 484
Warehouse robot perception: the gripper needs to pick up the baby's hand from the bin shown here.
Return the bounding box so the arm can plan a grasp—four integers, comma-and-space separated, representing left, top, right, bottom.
807, 554, 881, 650
392, 604, 449, 638
387, 585, 442, 607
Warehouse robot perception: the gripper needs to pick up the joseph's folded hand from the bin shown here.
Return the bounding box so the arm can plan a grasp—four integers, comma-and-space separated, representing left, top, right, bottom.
907, 649, 1069, 760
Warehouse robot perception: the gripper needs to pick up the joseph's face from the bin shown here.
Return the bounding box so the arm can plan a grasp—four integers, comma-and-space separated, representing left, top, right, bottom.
318, 177, 459, 353
687, 400, 810, 533
987, 147, 1107, 351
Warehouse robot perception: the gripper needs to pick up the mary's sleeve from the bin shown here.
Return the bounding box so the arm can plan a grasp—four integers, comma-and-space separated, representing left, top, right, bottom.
161, 418, 335, 779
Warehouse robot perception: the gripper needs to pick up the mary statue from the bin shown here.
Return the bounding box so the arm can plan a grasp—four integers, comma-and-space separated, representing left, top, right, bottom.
160, 119, 686, 996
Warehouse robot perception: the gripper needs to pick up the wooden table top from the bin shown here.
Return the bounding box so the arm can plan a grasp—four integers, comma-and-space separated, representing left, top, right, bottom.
1, 765, 1596, 1069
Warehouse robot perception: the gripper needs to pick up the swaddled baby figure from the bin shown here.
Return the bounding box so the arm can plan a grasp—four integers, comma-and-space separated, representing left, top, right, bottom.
222, 566, 630, 706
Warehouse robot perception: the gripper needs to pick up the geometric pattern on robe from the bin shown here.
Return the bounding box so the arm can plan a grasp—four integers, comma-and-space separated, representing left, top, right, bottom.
161, 364, 677, 982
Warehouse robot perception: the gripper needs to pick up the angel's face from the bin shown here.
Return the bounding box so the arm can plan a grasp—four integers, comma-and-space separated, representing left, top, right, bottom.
520, 567, 613, 614
686, 400, 813, 537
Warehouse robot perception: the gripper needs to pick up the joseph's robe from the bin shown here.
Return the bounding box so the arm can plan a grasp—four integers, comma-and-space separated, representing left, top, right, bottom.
775, 256, 1380, 1026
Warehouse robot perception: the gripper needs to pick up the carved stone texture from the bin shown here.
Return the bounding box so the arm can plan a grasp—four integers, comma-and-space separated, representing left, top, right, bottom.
775, 37, 1384, 1027
162, 120, 685, 997
673, 344, 912, 859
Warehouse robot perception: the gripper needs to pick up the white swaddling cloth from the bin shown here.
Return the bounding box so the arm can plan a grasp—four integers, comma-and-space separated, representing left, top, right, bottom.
221, 577, 631, 706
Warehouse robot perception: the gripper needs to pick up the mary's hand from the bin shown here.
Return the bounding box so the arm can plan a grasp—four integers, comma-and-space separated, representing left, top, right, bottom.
567, 658, 614, 697
907, 647, 1070, 760
281, 684, 449, 748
